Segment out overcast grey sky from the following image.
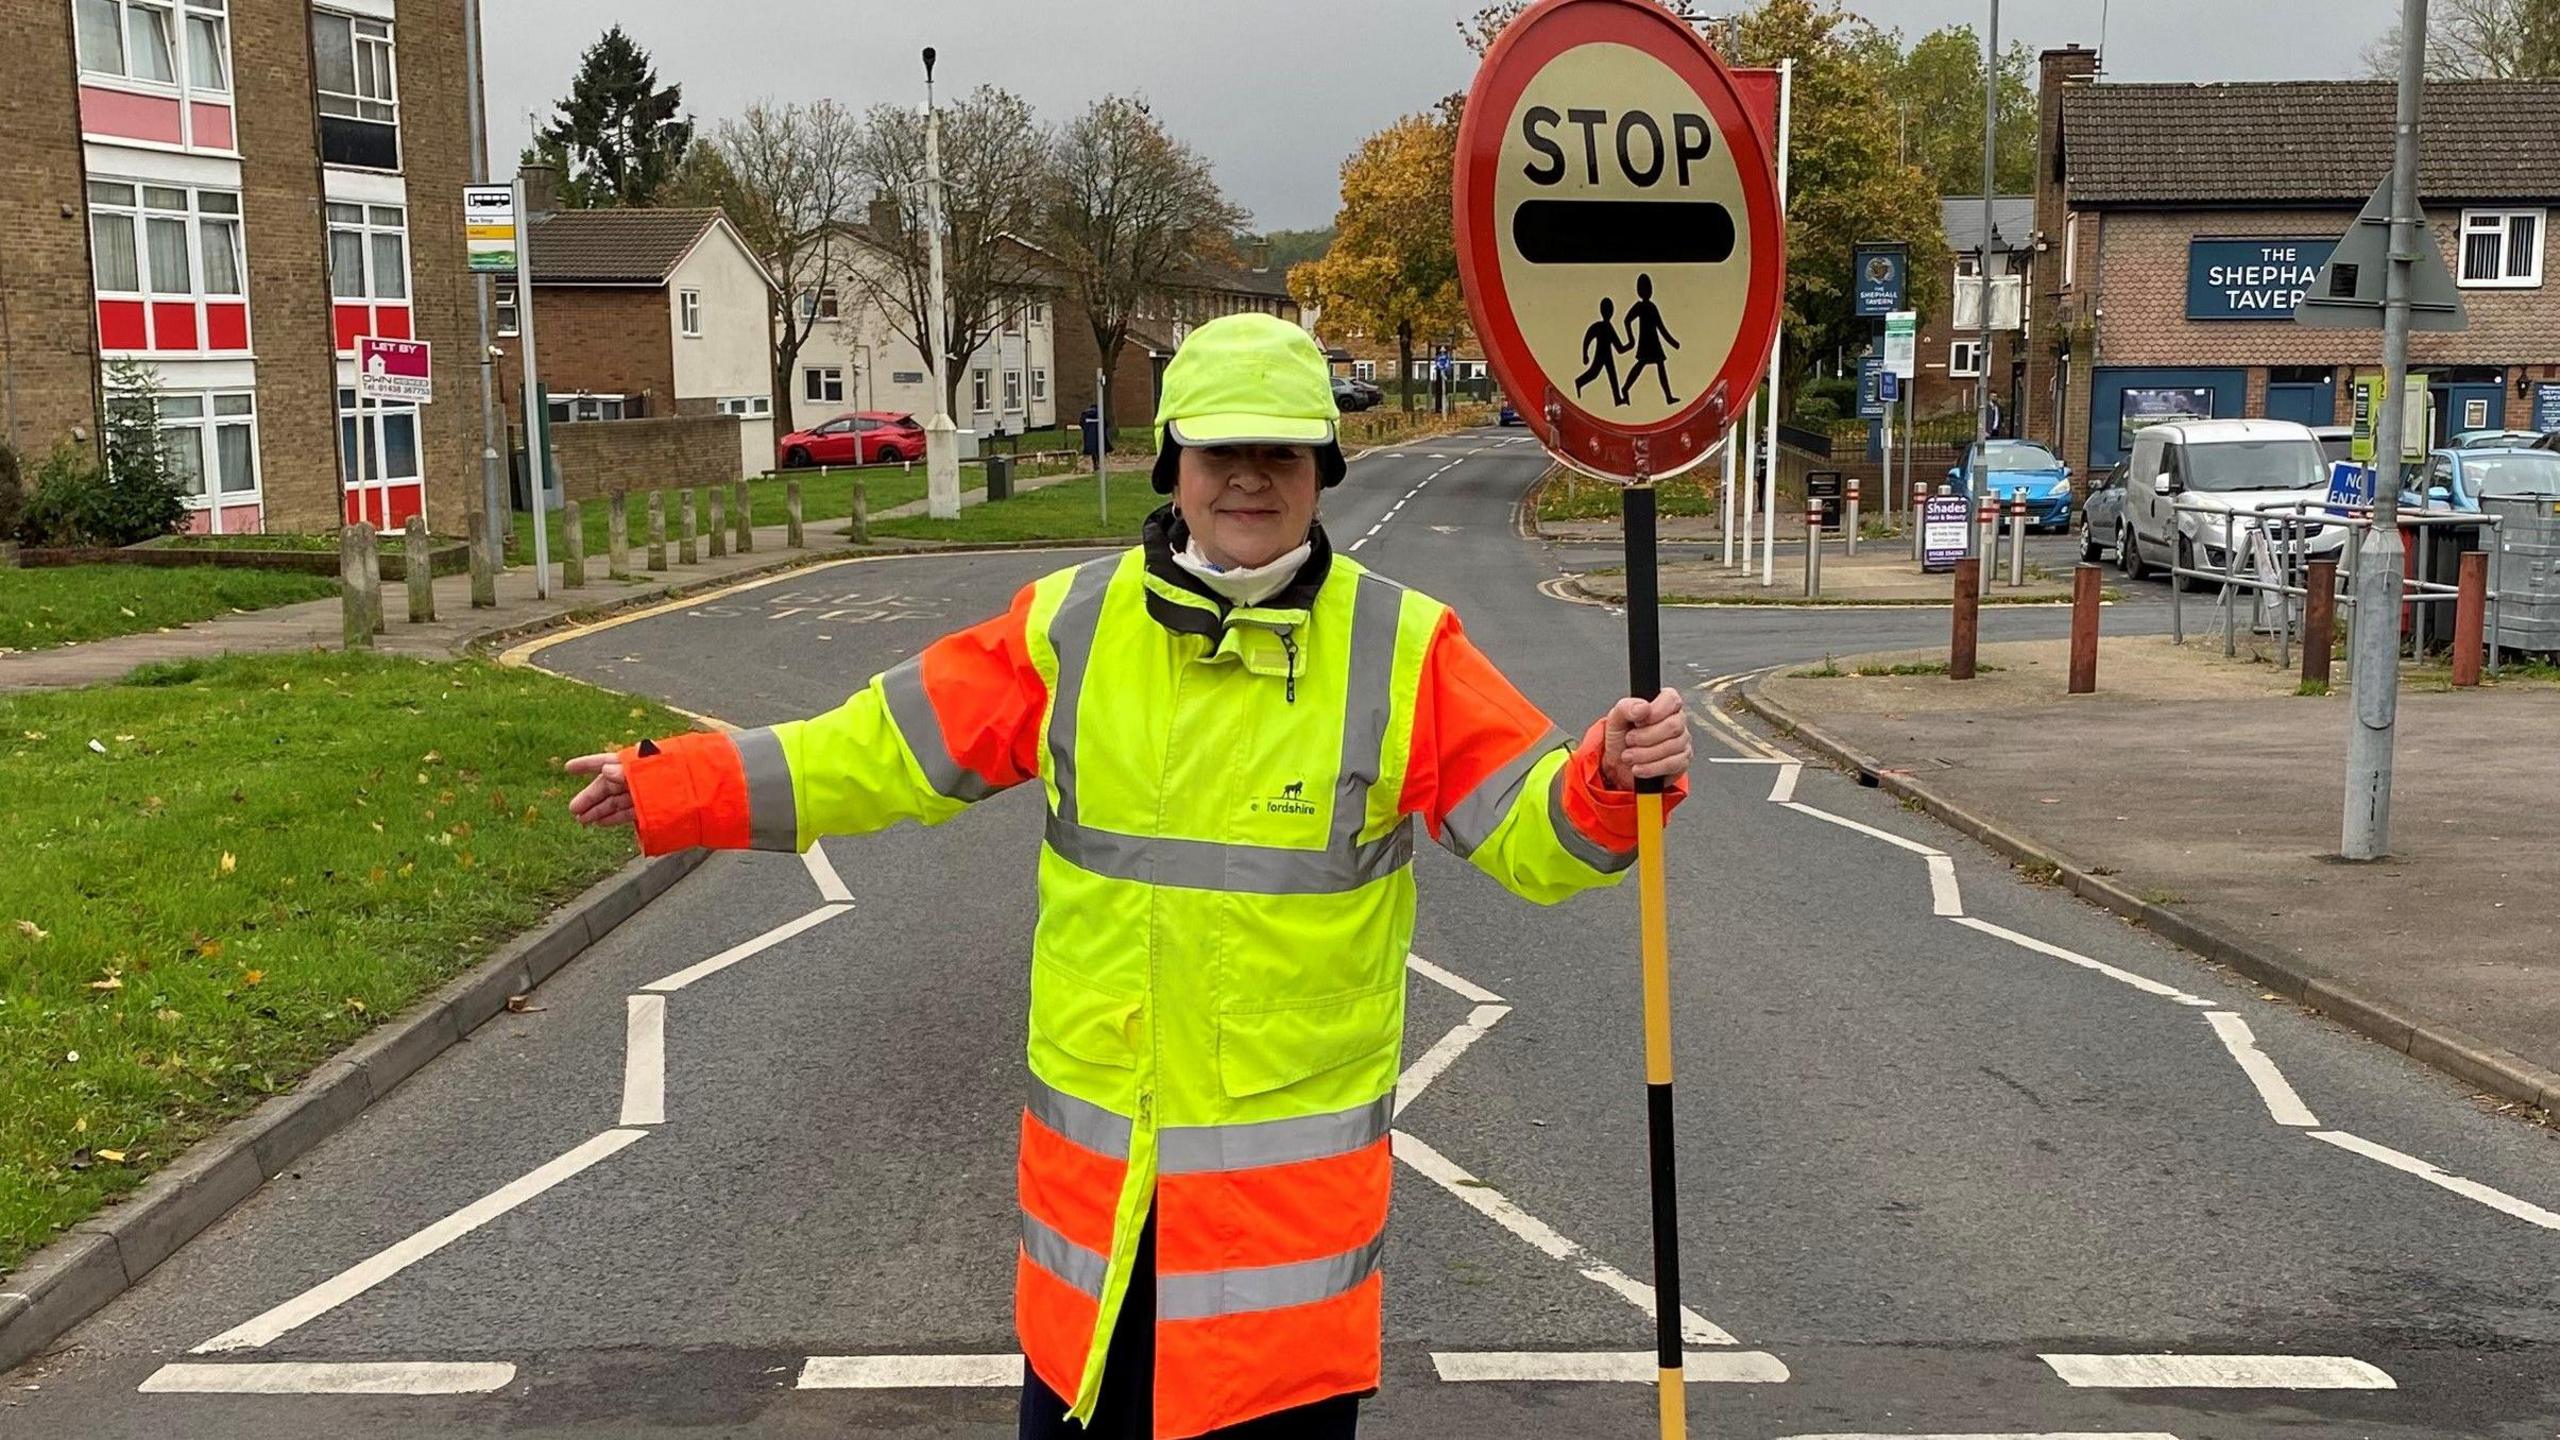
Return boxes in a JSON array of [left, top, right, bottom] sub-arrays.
[[481, 1, 2405, 231]]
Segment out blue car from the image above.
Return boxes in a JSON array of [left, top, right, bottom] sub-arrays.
[[1947, 440, 2075, 531], [2405, 446, 2560, 512]]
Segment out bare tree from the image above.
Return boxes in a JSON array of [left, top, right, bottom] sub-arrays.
[[691, 100, 865, 435], [845, 87, 1054, 422], [2366, 0, 2560, 78], [1044, 96, 1249, 427]]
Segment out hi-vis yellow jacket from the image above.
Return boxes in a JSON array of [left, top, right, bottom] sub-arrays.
[[620, 510, 1685, 1438]]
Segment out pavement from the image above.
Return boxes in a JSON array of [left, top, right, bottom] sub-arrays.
[[1572, 547, 2080, 606], [1753, 632, 2560, 1108], [9, 430, 2559, 1438]]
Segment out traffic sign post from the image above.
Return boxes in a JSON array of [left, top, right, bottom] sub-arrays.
[[1455, 1, 1784, 1430]]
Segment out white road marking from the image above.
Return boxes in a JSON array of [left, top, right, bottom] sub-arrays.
[[642, 903, 854, 993], [140, 1362, 517, 1395], [801, 840, 854, 903], [1780, 802, 1944, 857], [1349, 538, 1370, 551], [1702, 754, 1803, 802], [2203, 1012, 2319, 1127], [798, 1354, 1023, 1388], [1391, 1129, 1739, 1347], [1396, 1004, 1512, 1116], [1704, 756, 1787, 764], [2310, 1130, 2560, 1231], [1408, 952, 1505, 1004], [2040, 1353, 2395, 1390], [192, 1128, 647, 1352], [1927, 854, 1964, 917], [619, 994, 667, 1127], [1430, 1351, 1787, 1384], [1953, 917, 2211, 1007]]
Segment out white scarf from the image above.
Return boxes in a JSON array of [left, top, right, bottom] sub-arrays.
[[1172, 538, 1313, 608]]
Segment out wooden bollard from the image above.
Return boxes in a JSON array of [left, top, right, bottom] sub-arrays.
[[849, 476, 870, 545], [404, 516, 436, 623], [608, 491, 631, 580], [734, 480, 753, 553], [678, 487, 698, 565], [2303, 557, 2338, 691], [563, 499, 587, 588], [707, 485, 727, 558], [341, 524, 377, 649], [787, 478, 805, 548], [647, 490, 668, 571], [1951, 557, 1981, 680], [2452, 549, 2488, 688], [2068, 563, 2101, 694]]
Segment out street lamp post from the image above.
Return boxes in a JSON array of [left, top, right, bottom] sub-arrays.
[[921, 47, 961, 521], [1969, 0, 1999, 506]]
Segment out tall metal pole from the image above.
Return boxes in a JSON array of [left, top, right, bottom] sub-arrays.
[[1970, 0, 2000, 504], [515, 174, 550, 598], [1760, 58, 1792, 587], [1095, 368, 1109, 529], [462, 0, 505, 568], [2343, 0, 2426, 859], [921, 48, 961, 520]]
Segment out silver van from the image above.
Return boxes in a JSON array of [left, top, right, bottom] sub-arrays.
[[2119, 418, 2345, 585]]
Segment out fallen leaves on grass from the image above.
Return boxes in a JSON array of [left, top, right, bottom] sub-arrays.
[[218, 851, 236, 876]]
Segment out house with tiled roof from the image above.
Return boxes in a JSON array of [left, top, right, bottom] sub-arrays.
[[2025, 46, 2560, 477], [493, 169, 781, 480]]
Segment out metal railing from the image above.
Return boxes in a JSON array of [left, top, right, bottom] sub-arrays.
[[2162, 498, 2506, 674]]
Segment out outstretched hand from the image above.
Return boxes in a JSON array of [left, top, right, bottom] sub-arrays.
[[565, 752, 636, 830], [1600, 688, 1691, 791]]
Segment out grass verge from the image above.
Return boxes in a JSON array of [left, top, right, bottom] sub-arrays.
[[870, 470, 1155, 546], [1535, 466, 1717, 523], [1, 565, 339, 653], [1790, 659, 2002, 678], [509, 466, 941, 565], [0, 651, 688, 1275]]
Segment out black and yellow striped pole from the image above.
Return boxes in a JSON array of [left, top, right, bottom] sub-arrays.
[[1619, 476, 1687, 1437]]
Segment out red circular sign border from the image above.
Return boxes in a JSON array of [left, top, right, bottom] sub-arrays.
[[1454, 0, 1785, 484]]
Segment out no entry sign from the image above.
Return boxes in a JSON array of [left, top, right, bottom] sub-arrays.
[[1455, 0, 1784, 483]]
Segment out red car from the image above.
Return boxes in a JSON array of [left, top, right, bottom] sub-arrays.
[[776, 411, 924, 468]]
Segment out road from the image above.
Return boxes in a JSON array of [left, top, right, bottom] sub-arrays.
[[11, 429, 2557, 1439]]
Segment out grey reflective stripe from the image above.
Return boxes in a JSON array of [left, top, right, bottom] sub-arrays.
[[1027, 1077, 1132, 1160], [1330, 574, 1405, 852], [1549, 764, 1634, 874], [732, 727, 799, 852], [1044, 561, 1116, 828], [1158, 1094, 1390, 1175], [1046, 813, 1413, 896], [1157, 1235, 1384, 1322], [879, 656, 999, 803], [1021, 1210, 1107, 1299], [1438, 729, 1564, 860]]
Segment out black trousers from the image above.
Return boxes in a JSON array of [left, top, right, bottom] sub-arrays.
[[1019, 1213, 1361, 1439]]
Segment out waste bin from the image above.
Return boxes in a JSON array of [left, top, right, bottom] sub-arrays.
[[2485, 495, 2560, 658], [1807, 471, 1845, 532], [987, 453, 1013, 502], [1080, 405, 1104, 461]]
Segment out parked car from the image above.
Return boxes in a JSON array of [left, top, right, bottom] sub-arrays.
[[776, 411, 924, 469], [1330, 376, 1382, 412], [2119, 418, 2344, 587], [2077, 464, 2128, 562], [1498, 394, 1525, 426], [1945, 440, 2074, 530], [2406, 446, 2560, 512], [2310, 425, 2355, 467], [2452, 428, 2547, 450]]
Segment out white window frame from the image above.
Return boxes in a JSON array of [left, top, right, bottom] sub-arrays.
[[157, 389, 260, 523], [679, 288, 703, 337], [2063, 214, 2079, 288], [715, 395, 772, 418], [311, 10, 398, 126], [494, 280, 519, 337], [804, 367, 843, 404], [325, 201, 410, 305], [972, 368, 992, 413], [1949, 339, 1985, 378], [337, 384, 422, 491], [1002, 368, 1024, 413], [1029, 300, 1047, 326], [1352, 360, 1376, 381], [87, 178, 247, 352], [2458, 208, 2544, 289], [1029, 367, 1049, 404]]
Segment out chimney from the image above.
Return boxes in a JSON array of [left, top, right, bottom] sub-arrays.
[[2040, 43, 2100, 91], [519, 161, 562, 219], [868, 192, 901, 237], [1252, 239, 1272, 274]]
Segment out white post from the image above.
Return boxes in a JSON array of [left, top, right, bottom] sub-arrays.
[[516, 175, 550, 598], [1760, 58, 1793, 588], [463, 0, 505, 568], [1719, 427, 1737, 566], [921, 51, 961, 520], [1738, 390, 1759, 570]]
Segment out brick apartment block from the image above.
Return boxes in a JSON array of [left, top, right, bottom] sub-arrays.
[[0, 0, 489, 537]]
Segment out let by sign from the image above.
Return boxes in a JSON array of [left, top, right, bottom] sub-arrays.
[[2187, 238, 2338, 320]]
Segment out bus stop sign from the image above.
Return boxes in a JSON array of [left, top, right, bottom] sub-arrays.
[[1454, 0, 1784, 483]]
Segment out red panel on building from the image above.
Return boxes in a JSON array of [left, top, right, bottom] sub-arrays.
[[334, 303, 368, 352], [151, 302, 199, 351], [80, 85, 184, 145], [374, 305, 412, 340], [97, 299, 149, 351], [191, 101, 235, 152], [384, 483, 424, 528], [203, 302, 249, 351]]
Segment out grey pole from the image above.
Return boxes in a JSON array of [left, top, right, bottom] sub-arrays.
[[516, 174, 551, 598], [462, 0, 505, 573], [1095, 368, 1110, 530], [920, 49, 961, 520], [1969, 0, 2000, 507], [2342, 0, 2426, 861]]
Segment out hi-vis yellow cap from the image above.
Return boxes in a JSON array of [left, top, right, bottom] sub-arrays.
[[1153, 313, 1341, 452]]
